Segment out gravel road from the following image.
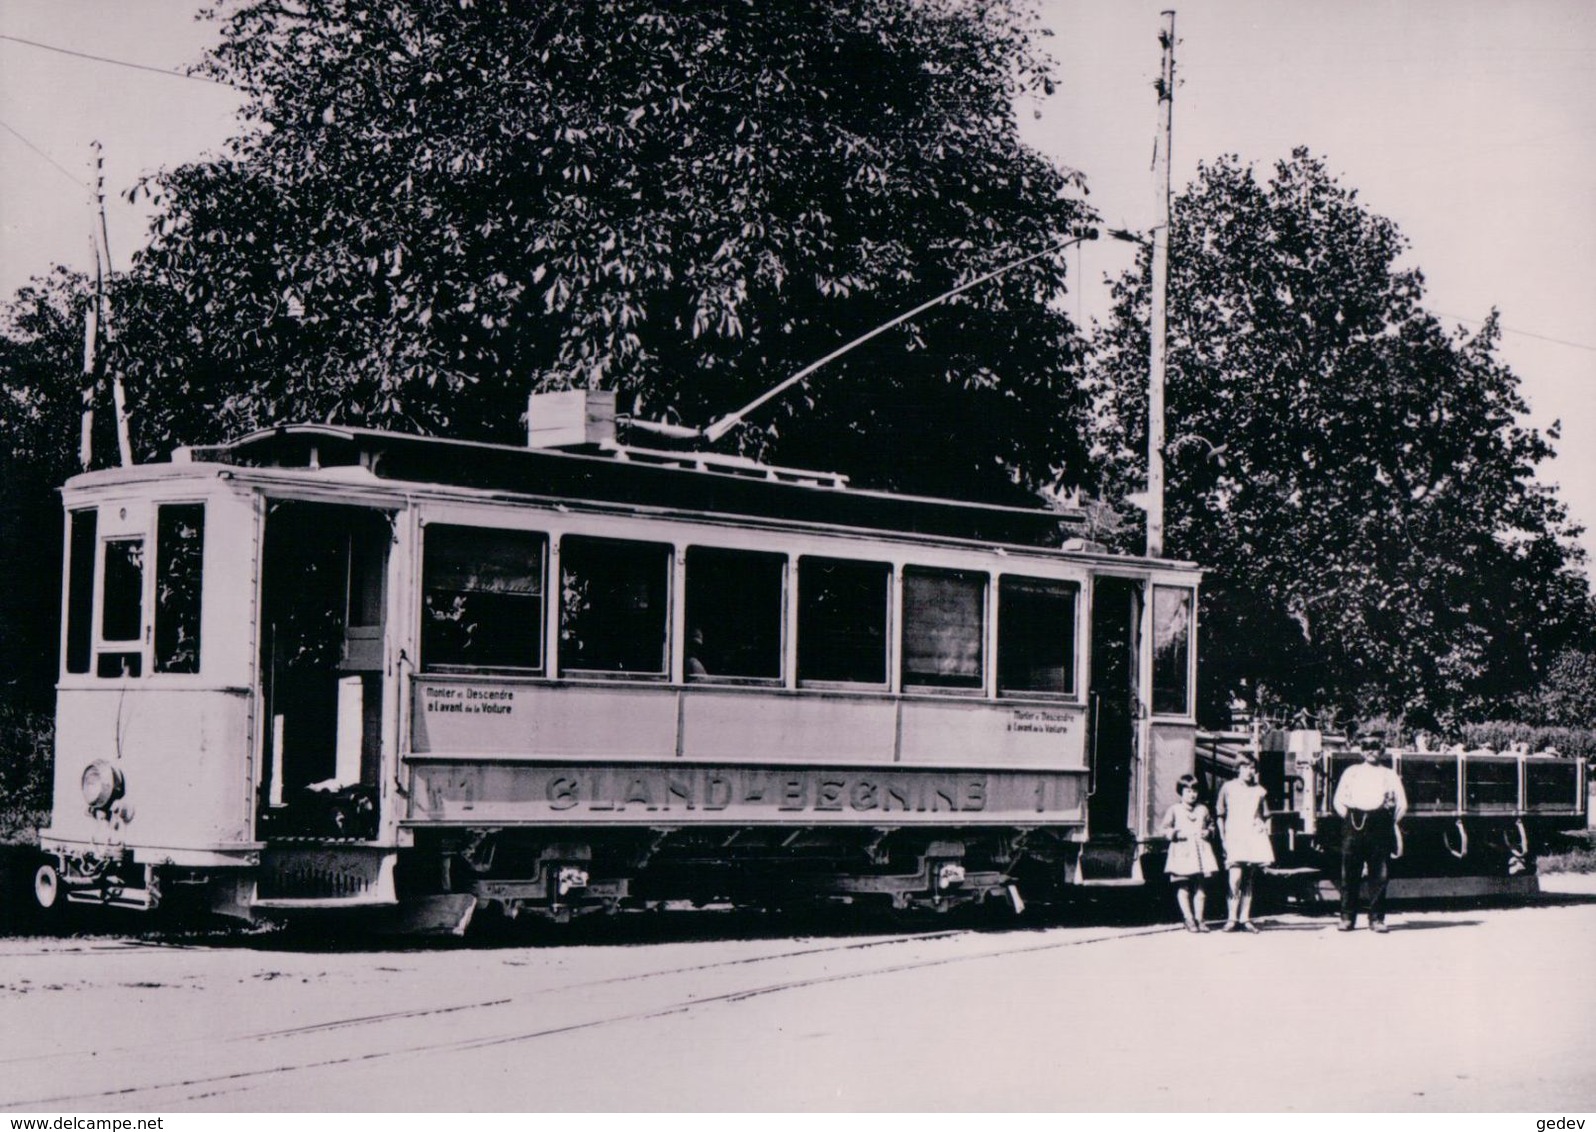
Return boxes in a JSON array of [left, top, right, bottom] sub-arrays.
[[1, 880, 1592, 1112]]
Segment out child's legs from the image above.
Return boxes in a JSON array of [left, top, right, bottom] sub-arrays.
[[1174, 880, 1195, 924], [1238, 865, 1256, 920], [1226, 865, 1243, 920], [1192, 877, 1207, 921]]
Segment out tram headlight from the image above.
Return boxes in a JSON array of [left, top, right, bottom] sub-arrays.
[[81, 760, 125, 814]]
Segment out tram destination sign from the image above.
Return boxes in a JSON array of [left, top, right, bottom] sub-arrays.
[[405, 762, 1087, 825]]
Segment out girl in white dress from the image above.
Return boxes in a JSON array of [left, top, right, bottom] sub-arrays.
[[1216, 753, 1274, 932], [1159, 774, 1219, 932]]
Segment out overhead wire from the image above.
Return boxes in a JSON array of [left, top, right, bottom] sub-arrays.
[[0, 33, 234, 87], [1433, 311, 1596, 355], [0, 115, 88, 189]]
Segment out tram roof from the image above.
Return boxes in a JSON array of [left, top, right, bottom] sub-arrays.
[[181, 423, 1100, 550]]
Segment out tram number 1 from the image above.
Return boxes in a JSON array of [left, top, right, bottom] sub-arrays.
[[1032, 778, 1073, 813]]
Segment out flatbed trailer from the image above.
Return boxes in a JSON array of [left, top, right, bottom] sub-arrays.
[[1196, 728, 1588, 901]]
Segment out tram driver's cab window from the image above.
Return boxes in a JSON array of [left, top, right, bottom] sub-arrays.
[[98, 537, 145, 678], [797, 557, 889, 685], [65, 503, 209, 680], [422, 525, 547, 672], [998, 575, 1078, 697], [1152, 585, 1195, 716], [559, 535, 671, 676], [901, 567, 985, 691], [684, 547, 785, 682]]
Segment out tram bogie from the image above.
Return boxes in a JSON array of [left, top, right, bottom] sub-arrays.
[[30, 408, 1205, 931]]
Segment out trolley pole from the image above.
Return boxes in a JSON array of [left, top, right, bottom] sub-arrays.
[[1147, 10, 1175, 558]]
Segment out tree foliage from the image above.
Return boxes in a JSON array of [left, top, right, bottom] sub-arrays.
[[1090, 150, 1592, 727], [1514, 646, 1596, 729], [115, 0, 1094, 500], [0, 270, 95, 710]]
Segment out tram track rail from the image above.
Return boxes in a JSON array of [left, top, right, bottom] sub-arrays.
[[0, 919, 1183, 1109], [0, 924, 969, 1065]]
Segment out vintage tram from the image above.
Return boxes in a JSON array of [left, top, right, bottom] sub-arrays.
[[32, 392, 1203, 931]]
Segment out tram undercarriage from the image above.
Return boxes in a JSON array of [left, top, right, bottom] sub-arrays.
[[401, 824, 1070, 923], [25, 824, 1078, 931]]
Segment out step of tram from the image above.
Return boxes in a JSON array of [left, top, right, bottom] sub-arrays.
[[1075, 841, 1141, 883]]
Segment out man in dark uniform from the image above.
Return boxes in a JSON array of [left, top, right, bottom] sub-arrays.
[[1331, 735, 1409, 932]]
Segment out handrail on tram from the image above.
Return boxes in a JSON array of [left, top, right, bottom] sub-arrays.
[[1086, 691, 1101, 799]]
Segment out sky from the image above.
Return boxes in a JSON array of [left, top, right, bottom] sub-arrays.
[[1, 0, 1594, 556]]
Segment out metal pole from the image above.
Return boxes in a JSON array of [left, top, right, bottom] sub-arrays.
[[1147, 10, 1175, 558]]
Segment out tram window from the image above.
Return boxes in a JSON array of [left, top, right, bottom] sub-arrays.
[[901, 567, 985, 690], [684, 547, 785, 681], [154, 504, 205, 674], [98, 537, 144, 678], [797, 557, 889, 685], [96, 652, 141, 678], [1152, 585, 1194, 715], [101, 538, 144, 643], [997, 576, 1078, 696], [559, 536, 671, 675], [64, 509, 97, 675], [346, 526, 384, 629], [422, 525, 547, 672]]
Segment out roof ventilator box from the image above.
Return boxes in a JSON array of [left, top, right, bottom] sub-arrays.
[[527, 389, 616, 449]]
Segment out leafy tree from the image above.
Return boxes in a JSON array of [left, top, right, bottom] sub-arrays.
[[0, 269, 97, 710], [1090, 149, 1592, 727], [1515, 645, 1596, 729], [0, 700, 53, 844], [116, 0, 1095, 502]]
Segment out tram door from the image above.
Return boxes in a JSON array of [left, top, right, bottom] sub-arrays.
[[1088, 577, 1142, 838], [257, 502, 391, 840]]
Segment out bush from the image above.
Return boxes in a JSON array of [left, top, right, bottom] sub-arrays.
[[1538, 831, 1596, 874], [1458, 722, 1596, 760], [0, 704, 52, 845]]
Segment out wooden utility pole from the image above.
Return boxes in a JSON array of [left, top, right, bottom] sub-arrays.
[[79, 226, 98, 470], [95, 145, 134, 468], [80, 141, 134, 469], [1147, 10, 1175, 558]]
